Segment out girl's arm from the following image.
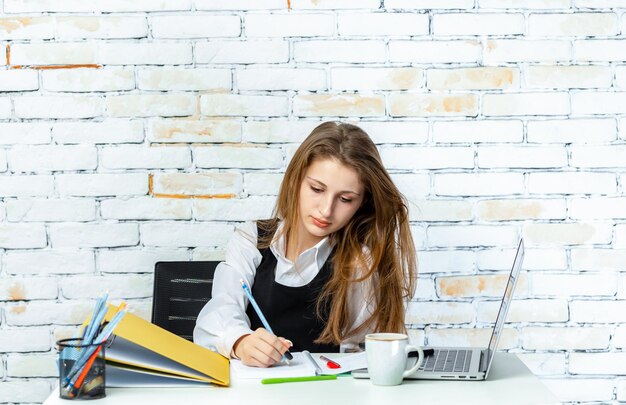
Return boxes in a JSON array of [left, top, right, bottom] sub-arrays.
[[193, 222, 261, 357]]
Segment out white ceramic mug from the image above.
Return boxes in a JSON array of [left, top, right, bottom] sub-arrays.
[[365, 333, 424, 386]]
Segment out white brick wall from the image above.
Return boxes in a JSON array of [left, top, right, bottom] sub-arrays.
[[525, 65, 612, 89], [60, 275, 153, 299], [140, 222, 233, 248], [3, 0, 192, 13], [14, 95, 103, 119], [195, 40, 289, 64], [574, 39, 626, 62], [6, 251, 95, 275], [151, 15, 241, 38], [42, 68, 135, 92], [56, 16, 148, 40], [0, 16, 54, 39], [1, 3, 625, 404], [294, 40, 386, 63], [6, 199, 96, 222], [149, 118, 241, 143], [382, 146, 474, 170], [52, 120, 144, 144], [201, 94, 288, 117], [0, 327, 51, 352], [528, 13, 618, 37], [8, 145, 97, 172], [0, 97, 11, 118], [390, 40, 481, 63], [0, 70, 38, 91], [0, 175, 54, 197], [56, 173, 148, 196], [332, 67, 422, 91], [97, 249, 189, 274], [0, 122, 51, 145], [239, 67, 326, 91], [338, 12, 429, 36], [49, 223, 139, 248], [138, 68, 231, 91], [526, 118, 616, 143], [101, 197, 192, 220], [528, 172, 617, 195], [245, 13, 334, 37], [193, 145, 283, 169], [484, 39, 571, 64], [106, 94, 196, 118], [433, 13, 525, 36], [433, 120, 522, 143], [434, 173, 524, 196]]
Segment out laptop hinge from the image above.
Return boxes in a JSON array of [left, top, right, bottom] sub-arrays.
[[479, 350, 487, 372]]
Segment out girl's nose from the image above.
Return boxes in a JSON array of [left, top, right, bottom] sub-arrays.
[[319, 196, 334, 217]]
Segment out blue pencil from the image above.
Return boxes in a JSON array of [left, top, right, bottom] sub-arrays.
[[83, 293, 109, 345], [240, 279, 293, 363], [64, 306, 127, 387]]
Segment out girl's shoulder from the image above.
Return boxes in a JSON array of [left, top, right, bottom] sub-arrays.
[[233, 221, 259, 246], [233, 219, 280, 248]]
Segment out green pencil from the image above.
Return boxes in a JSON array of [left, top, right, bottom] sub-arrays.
[[261, 375, 337, 384]]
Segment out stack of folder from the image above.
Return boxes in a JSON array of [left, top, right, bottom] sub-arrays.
[[98, 304, 230, 387]]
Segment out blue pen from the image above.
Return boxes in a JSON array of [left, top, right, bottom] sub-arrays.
[[240, 279, 293, 363]]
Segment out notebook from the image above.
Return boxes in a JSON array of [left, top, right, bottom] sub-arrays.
[[353, 238, 525, 381]]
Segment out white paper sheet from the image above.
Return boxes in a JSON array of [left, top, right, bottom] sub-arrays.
[[230, 352, 367, 380]]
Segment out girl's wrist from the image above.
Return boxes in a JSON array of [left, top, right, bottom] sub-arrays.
[[232, 334, 250, 359]]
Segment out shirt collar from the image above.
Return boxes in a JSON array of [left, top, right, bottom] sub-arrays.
[[269, 222, 333, 269]]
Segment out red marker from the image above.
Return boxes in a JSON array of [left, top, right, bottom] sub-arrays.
[[320, 355, 341, 369]]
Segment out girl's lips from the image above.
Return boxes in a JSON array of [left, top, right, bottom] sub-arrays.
[[312, 217, 330, 228]]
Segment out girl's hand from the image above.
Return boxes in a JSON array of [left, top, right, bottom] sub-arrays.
[[232, 328, 292, 367]]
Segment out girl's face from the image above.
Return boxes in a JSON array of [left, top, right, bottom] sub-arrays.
[[296, 158, 365, 247]]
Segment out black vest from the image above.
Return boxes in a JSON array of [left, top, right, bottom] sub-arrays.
[[245, 223, 340, 353]]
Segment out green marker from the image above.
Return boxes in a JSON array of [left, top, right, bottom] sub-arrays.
[[261, 375, 337, 384]]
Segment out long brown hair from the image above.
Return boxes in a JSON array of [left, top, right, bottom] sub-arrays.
[[260, 122, 417, 344]]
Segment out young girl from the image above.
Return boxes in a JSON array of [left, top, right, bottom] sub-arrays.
[[194, 122, 416, 367]]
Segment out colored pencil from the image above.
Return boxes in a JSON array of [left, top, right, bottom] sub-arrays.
[[261, 375, 337, 384]]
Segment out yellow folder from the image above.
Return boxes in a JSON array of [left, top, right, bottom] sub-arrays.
[[101, 304, 229, 387]]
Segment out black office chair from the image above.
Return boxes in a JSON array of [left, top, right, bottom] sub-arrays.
[[151, 261, 219, 341]]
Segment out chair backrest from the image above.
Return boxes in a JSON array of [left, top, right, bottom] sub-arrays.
[[151, 261, 219, 341]]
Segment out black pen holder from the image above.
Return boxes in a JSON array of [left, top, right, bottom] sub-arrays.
[[57, 338, 106, 400]]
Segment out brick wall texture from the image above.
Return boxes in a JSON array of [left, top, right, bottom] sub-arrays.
[[1, 0, 626, 403]]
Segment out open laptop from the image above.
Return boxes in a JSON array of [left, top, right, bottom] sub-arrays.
[[353, 238, 525, 381]]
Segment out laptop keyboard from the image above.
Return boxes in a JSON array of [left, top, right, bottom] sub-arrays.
[[420, 349, 472, 373]]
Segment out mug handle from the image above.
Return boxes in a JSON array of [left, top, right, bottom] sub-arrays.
[[403, 345, 424, 378]]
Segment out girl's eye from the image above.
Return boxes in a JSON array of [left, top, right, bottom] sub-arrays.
[[311, 186, 323, 193], [340, 197, 353, 203]]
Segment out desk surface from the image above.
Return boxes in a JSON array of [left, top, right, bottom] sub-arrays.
[[44, 353, 558, 405]]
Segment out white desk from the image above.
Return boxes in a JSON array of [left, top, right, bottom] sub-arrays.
[[44, 353, 558, 405]]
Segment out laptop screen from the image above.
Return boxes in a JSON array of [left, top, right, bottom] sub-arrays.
[[483, 239, 525, 378]]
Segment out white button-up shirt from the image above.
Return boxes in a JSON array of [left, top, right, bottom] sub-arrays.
[[193, 222, 376, 358]]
